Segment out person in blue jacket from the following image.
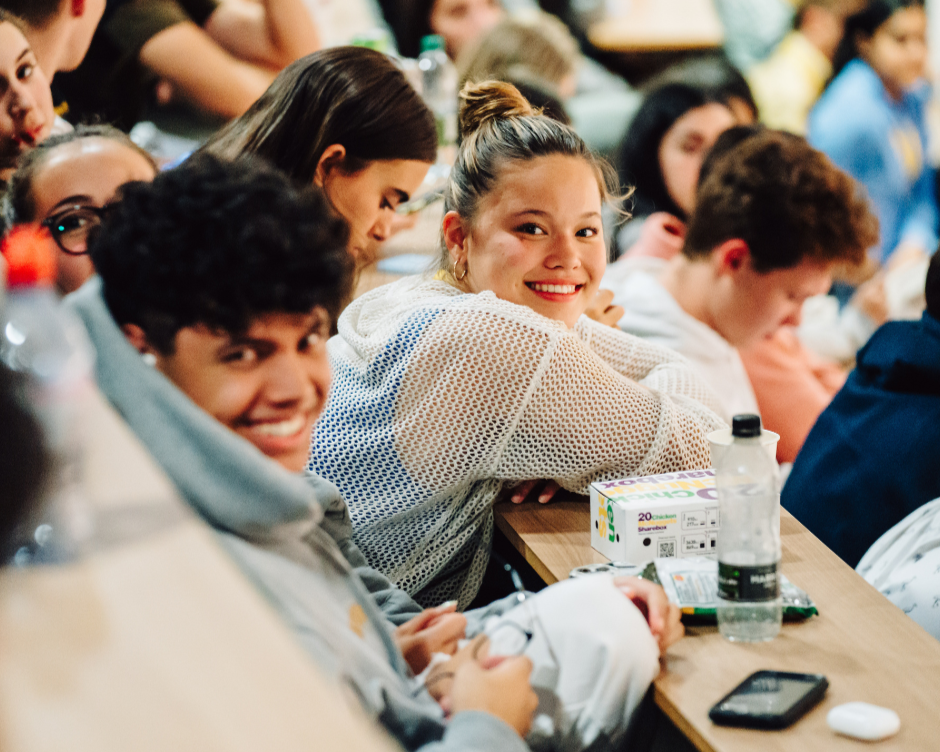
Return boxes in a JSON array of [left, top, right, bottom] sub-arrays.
[[783, 249, 940, 568], [808, 0, 936, 268]]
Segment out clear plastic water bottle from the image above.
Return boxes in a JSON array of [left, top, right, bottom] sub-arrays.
[[418, 34, 458, 146], [0, 226, 95, 565], [715, 414, 782, 642]]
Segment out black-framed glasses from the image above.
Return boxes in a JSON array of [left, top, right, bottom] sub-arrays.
[[41, 204, 110, 255]]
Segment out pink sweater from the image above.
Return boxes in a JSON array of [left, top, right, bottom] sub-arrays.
[[622, 213, 846, 462]]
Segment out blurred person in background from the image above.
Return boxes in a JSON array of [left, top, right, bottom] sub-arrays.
[[392, 0, 502, 60], [0, 0, 104, 80], [644, 55, 759, 125], [3, 125, 157, 294], [53, 0, 321, 130], [809, 0, 934, 271], [637, 60, 889, 370], [615, 83, 737, 257], [0, 11, 55, 183], [387, 0, 638, 158], [748, 0, 865, 135], [458, 11, 579, 112], [713, 0, 795, 69]]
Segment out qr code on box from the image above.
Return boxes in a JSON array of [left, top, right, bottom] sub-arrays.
[[658, 539, 677, 558]]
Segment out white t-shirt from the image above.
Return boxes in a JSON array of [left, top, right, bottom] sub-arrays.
[[604, 256, 760, 424]]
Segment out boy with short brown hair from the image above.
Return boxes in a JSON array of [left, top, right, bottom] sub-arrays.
[[607, 128, 878, 424]]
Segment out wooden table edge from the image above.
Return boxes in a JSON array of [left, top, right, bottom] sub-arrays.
[[586, 34, 725, 53], [493, 508, 561, 585]]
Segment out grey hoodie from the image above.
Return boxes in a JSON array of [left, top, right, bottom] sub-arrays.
[[67, 278, 528, 752]]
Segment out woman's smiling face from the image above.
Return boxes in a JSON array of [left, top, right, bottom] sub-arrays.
[[446, 154, 607, 328]]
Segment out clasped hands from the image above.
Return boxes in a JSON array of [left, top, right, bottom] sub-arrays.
[[392, 576, 683, 737]]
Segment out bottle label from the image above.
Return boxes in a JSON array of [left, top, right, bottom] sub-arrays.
[[717, 562, 780, 602]]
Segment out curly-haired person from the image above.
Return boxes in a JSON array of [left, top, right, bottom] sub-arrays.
[[605, 128, 879, 441], [67, 154, 683, 752]]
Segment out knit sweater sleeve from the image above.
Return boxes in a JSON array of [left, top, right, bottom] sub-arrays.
[[395, 298, 724, 494], [574, 314, 724, 415]]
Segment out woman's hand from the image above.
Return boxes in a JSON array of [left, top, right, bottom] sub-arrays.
[[584, 289, 624, 329], [510, 479, 562, 504], [444, 653, 539, 738], [394, 602, 467, 674], [613, 576, 684, 653]]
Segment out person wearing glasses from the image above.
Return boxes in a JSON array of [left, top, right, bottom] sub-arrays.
[[2, 123, 156, 294]]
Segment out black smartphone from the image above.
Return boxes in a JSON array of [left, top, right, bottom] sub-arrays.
[[709, 670, 829, 729]]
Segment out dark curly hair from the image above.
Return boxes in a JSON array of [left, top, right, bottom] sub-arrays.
[[90, 155, 354, 354], [683, 129, 879, 272]]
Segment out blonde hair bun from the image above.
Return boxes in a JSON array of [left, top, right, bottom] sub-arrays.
[[458, 81, 536, 140]]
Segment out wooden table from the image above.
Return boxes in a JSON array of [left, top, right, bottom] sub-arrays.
[[0, 391, 399, 752], [587, 0, 724, 53], [495, 499, 940, 751]]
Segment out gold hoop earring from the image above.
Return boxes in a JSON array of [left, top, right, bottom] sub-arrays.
[[452, 259, 468, 281]]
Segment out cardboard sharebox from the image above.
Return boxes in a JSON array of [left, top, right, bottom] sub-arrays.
[[591, 469, 719, 563]]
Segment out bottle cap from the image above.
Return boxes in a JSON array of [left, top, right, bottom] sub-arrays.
[[0, 225, 56, 288], [731, 413, 761, 438], [420, 34, 445, 53]]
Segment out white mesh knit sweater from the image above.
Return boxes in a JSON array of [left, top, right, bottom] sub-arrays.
[[310, 276, 726, 607]]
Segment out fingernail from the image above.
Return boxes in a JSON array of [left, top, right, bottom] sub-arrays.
[[512, 495, 522, 503], [539, 495, 549, 503], [440, 600, 458, 610]]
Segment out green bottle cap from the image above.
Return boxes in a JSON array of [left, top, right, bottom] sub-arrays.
[[420, 34, 445, 53]]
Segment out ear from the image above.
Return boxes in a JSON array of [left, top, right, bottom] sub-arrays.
[[441, 211, 469, 264], [313, 144, 347, 187], [121, 323, 156, 356], [71, 0, 85, 17], [713, 239, 751, 275]]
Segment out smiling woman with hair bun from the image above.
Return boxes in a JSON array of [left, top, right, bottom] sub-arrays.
[[310, 80, 725, 611]]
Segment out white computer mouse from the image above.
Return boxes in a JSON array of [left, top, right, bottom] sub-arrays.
[[827, 702, 900, 741]]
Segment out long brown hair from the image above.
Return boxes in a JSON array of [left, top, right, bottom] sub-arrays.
[[201, 47, 437, 183]]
